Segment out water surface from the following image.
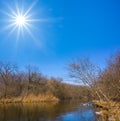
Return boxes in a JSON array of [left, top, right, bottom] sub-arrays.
[[0, 101, 97, 121]]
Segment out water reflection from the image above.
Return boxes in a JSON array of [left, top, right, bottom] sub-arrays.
[[0, 101, 97, 121]]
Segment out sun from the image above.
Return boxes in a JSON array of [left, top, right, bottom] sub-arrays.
[[1, 0, 53, 47], [1, 0, 42, 41], [15, 15, 26, 26]]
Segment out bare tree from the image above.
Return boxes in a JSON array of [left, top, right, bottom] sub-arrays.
[[25, 65, 47, 95], [68, 57, 97, 85], [99, 52, 120, 101], [67, 57, 109, 101], [0, 62, 17, 98]]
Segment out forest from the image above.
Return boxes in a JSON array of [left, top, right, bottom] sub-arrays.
[[0, 51, 120, 103]]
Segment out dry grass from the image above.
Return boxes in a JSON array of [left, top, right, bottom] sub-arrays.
[[22, 94, 59, 103], [93, 100, 120, 121], [0, 94, 59, 104]]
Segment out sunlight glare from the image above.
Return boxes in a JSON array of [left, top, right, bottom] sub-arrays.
[[15, 15, 26, 26], [1, 0, 51, 47], [2, 1, 39, 37]]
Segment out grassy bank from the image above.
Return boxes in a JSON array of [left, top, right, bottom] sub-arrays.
[[0, 94, 59, 103], [93, 100, 120, 121]]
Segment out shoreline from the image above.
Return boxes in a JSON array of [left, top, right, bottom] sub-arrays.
[[93, 100, 120, 121], [0, 94, 59, 104]]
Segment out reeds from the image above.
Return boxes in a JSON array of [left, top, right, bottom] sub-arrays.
[[0, 94, 59, 104], [93, 100, 120, 121]]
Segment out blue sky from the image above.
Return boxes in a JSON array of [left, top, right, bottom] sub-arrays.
[[0, 0, 120, 81]]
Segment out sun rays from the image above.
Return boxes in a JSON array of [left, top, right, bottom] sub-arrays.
[[1, 0, 46, 46]]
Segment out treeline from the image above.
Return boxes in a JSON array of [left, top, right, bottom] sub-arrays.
[[68, 51, 120, 102], [0, 51, 119, 102], [0, 63, 91, 102], [97, 52, 120, 101]]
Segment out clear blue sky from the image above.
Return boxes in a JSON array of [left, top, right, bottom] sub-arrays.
[[0, 0, 120, 81]]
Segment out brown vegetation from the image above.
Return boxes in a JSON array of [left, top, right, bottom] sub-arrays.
[[0, 62, 92, 103], [67, 52, 120, 120], [67, 52, 120, 102], [0, 51, 119, 121], [0, 94, 59, 103], [93, 100, 120, 121]]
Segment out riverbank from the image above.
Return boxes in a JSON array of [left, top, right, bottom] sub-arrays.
[[0, 94, 59, 103], [93, 100, 120, 121]]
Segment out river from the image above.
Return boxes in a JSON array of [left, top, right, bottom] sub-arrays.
[[0, 101, 98, 121]]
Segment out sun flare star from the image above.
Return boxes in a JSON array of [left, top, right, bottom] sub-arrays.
[[1, 0, 45, 45], [4, 4, 33, 35]]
